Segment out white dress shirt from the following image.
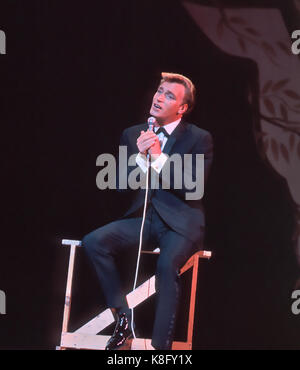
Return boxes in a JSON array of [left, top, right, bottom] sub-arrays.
[[136, 118, 181, 174]]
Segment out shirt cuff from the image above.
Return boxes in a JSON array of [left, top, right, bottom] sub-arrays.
[[136, 152, 148, 173], [151, 153, 168, 174]]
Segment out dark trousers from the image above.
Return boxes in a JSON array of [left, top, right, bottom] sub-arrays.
[[82, 206, 202, 349]]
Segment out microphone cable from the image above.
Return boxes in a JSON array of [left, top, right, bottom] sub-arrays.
[[130, 117, 156, 340]]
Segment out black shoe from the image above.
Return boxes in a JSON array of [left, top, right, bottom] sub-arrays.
[[105, 312, 133, 350]]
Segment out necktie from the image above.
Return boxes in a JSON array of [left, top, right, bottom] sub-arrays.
[[155, 126, 170, 149], [155, 127, 170, 138]]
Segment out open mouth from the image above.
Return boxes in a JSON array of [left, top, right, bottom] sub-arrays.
[[153, 103, 162, 110]]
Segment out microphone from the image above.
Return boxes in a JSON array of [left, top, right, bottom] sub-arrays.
[[146, 117, 156, 160], [147, 116, 156, 132]]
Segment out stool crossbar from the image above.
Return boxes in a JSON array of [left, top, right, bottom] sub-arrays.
[[57, 239, 212, 350]]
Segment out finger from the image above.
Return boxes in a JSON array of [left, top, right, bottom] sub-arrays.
[[142, 132, 156, 141], [137, 132, 156, 144], [144, 137, 157, 145], [140, 140, 156, 150], [137, 130, 151, 141], [139, 139, 156, 151]]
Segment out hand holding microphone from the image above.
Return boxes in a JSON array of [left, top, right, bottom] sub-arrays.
[[136, 117, 162, 159]]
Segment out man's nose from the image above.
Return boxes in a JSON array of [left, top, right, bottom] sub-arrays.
[[157, 93, 165, 102]]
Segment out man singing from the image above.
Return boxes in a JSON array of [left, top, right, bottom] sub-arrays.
[[82, 72, 213, 350]]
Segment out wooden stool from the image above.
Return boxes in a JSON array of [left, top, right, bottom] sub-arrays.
[[56, 239, 212, 350]]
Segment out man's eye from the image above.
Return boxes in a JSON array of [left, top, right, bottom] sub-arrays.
[[167, 93, 175, 99]]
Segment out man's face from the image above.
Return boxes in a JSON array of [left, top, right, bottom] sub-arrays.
[[150, 81, 187, 125]]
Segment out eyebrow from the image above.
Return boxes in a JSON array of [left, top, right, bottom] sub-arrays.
[[158, 86, 176, 99]]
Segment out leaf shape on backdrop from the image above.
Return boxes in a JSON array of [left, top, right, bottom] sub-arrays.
[[262, 80, 273, 94], [280, 143, 290, 163], [284, 90, 300, 100], [244, 27, 261, 37], [271, 78, 290, 92], [280, 104, 288, 121], [289, 134, 295, 151], [264, 97, 275, 115], [229, 16, 246, 24]]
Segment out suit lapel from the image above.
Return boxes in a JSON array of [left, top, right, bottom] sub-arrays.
[[163, 121, 188, 155]]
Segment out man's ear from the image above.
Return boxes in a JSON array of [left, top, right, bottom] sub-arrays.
[[178, 103, 188, 115]]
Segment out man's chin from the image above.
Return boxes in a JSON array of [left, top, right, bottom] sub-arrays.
[[149, 109, 158, 117], [149, 111, 163, 123]]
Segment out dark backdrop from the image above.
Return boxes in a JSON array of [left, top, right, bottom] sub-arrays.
[[0, 0, 299, 349]]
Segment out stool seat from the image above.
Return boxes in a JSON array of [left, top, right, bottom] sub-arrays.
[[57, 239, 212, 350]]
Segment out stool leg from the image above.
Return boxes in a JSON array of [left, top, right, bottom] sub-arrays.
[[61, 244, 77, 341], [186, 254, 199, 347]]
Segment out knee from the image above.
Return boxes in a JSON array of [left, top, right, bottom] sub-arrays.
[[81, 226, 113, 257], [81, 231, 99, 256], [156, 255, 181, 279]]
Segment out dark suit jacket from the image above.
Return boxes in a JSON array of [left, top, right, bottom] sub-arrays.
[[117, 121, 213, 243]]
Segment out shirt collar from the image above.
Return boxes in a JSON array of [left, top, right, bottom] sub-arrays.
[[154, 118, 181, 135]]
